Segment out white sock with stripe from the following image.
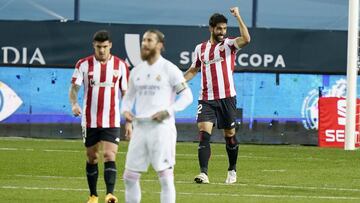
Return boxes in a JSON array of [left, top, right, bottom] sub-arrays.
[[158, 168, 175, 203], [123, 169, 141, 203]]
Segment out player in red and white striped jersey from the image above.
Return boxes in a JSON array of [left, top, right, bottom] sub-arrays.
[[69, 30, 131, 203], [184, 7, 251, 184]]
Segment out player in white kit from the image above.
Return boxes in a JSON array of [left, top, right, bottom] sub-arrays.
[[121, 29, 193, 203]]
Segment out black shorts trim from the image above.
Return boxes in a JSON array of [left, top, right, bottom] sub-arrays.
[[82, 127, 120, 147], [196, 97, 237, 129]]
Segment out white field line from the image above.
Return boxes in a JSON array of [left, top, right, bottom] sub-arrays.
[[0, 137, 78, 142], [262, 169, 286, 172], [0, 185, 359, 200], [0, 137, 317, 149], [0, 147, 355, 162], [10, 174, 360, 193], [0, 147, 292, 159]]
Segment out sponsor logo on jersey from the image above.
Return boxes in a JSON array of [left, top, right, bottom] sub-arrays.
[[203, 57, 224, 65]]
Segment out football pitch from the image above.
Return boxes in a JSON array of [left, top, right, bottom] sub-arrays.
[[0, 137, 360, 203]]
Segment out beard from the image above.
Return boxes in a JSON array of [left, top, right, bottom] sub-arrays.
[[141, 47, 157, 61], [213, 33, 225, 43]]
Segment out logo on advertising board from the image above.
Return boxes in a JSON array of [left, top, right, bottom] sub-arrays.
[[123, 33, 287, 69], [301, 79, 347, 130], [124, 34, 142, 67], [1, 47, 45, 65], [179, 51, 286, 68], [318, 97, 360, 147], [0, 81, 23, 122]]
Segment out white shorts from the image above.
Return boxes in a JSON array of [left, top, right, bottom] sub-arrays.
[[125, 120, 177, 172]]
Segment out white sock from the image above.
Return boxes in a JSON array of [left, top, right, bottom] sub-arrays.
[[158, 168, 176, 203], [123, 169, 141, 203]]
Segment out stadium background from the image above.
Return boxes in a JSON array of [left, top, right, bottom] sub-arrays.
[[0, 0, 353, 145]]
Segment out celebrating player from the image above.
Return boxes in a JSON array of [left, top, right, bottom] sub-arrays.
[[184, 7, 251, 184], [121, 29, 193, 203], [69, 30, 131, 203]]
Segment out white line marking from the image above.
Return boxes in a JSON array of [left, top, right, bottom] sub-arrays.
[[262, 169, 286, 172], [11, 174, 360, 192], [256, 184, 360, 192], [14, 174, 84, 180], [242, 194, 360, 200], [0, 137, 78, 143], [43, 149, 81, 153], [1, 185, 359, 200], [0, 147, 17, 151], [0, 147, 355, 162]]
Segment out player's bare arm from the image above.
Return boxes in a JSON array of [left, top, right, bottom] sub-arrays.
[[121, 90, 126, 97], [69, 84, 82, 116], [230, 7, 251, 48], [124, 121, 133, 140], [184, 66, 201, 82], [120, 90, 133, 139], [122, 111, 134, 139]]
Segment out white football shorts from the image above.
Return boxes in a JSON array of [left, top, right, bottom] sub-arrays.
[[125, 120, 177, 172]]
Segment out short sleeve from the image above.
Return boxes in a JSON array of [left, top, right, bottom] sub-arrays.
[[71, 59, 85, 86], [119, 62, 130, 91], [168, 63, 186, 87], [190, 44, 202, 68], [225, 37, 241, 53]]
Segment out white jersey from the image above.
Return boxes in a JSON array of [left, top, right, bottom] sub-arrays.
[[122, 55, 192, 172], [71, 55, 129, 128], [121, 56, 185, 125]]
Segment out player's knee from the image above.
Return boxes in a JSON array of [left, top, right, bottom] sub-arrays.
[[158, 168, 174, 178], [225, 136, 239, 150], [86, 152, 99, 164], [123, 169, 141, 182], [103, 150, 117, 162], [158, 168, 174, 189], [224, 128, 236, 137], [199, 131, 211, 147]]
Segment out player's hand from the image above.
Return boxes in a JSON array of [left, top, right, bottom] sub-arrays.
[[124, 122, 133, 140], [151, 110, 170, 122], [230, 7, 240, 17], [71, 103, 82, 117], [123, 111, 134, 123]]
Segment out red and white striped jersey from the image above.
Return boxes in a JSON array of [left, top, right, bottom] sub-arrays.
[[71, 55, 129, 128], [191, 37, 240, 101]]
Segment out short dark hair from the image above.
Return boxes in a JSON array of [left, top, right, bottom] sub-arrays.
[[93, 30, 111, 42], [209, 13, 228, 27], [145, 29, 165, 43]]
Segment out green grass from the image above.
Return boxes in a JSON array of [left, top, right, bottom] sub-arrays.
[[1, 137, 360, 202]]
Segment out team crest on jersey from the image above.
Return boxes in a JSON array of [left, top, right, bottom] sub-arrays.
[[156, 75, 161, 81], [113, 70, 119, 77], [90, 79, 95, 87], [219, 45, 225, 52]]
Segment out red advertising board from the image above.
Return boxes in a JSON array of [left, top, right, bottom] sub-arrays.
[[318, 97, 360, 148]]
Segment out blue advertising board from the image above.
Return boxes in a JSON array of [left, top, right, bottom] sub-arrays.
[[0, 66, 352, 132]]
